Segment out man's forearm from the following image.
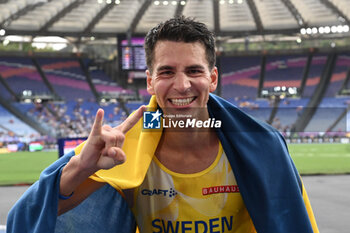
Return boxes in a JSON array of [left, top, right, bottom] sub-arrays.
[[59, 154, 97, 197], [58, 155, 104, 216]]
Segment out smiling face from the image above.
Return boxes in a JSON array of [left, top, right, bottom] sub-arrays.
[[146, 40, 218, 118]]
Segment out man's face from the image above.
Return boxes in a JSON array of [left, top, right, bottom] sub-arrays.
[[146, 40, 218, 117]]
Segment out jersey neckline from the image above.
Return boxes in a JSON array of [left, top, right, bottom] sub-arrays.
[[152, 142, 223, 178]]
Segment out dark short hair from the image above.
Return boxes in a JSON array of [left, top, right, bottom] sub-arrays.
[[144, 16, 216, 73]]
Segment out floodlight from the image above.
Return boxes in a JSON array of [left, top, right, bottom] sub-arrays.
[[331, 26, 337, 33], [0, 29, 5, 36], [318, 27, 324, 34], [288, 87, 296, 95], [337, 25, 343, 33], [262, 90, 268, 95], [324, 26, 330, 34]]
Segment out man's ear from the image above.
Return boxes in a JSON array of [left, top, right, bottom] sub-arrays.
[[146, 70, 155, 95], [209, 67, 218, 93]]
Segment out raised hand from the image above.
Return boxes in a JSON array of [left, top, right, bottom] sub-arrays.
[[58, 105, 145, 199], [78, 105, 146, 172]]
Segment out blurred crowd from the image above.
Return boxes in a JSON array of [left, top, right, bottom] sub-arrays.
[[0, 97, 349, 152], [29, 99, 130, 138], [0, 99, 133, 152]]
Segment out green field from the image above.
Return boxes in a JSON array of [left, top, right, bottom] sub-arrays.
[[0, 151, 57, 185], [288, 143, 350, 174], [0, 143, 350, 185]]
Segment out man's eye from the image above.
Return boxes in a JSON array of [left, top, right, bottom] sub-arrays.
[[160, 71, 173, 75], [158, 71, 174, 78], [188, 69, 202, 75]]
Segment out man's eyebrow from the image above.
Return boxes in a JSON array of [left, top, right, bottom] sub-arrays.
[[156, 64, 206, 72], [186, 65, 206, 70], [156, 65, 174, 72]]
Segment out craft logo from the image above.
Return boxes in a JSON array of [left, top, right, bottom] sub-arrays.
[[202, 185, 239, 195], [141, 188, 178, 197], [143, 110, 162, 129]]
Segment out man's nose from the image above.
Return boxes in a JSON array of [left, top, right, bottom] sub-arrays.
[[173, 73, 191, 93]]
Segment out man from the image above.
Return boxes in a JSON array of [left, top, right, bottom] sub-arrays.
[[8, 16, 318, 233]]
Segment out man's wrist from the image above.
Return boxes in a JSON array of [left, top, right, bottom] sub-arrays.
[[73, 154, 99, 177], [58, 191, 74, 200], [59, 155, 97, 197]]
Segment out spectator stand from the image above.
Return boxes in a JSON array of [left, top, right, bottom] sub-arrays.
[[220, 55, 262, 100], [35, 57, 95, 101], [324, 53, 350, 97], [304, 97, 349, 134], [0, 56, 51, 99], [302, 54, 328, 97], [262, 54, 307, 96], [0, 104, 40, 150]]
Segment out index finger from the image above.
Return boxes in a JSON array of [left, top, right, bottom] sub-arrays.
[[90, 108, 104, 136], [118, 105, 146, 134]]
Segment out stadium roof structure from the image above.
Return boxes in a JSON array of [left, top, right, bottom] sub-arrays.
[[0, 0, 349, 40]]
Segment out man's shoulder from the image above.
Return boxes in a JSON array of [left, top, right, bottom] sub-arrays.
[[208, 94, 280, 134]]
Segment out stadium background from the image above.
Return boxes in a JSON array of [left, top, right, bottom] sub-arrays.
[[0, 0, 350, 232]]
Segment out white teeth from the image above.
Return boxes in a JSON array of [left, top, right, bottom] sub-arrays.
[[171, 97, 195, 106]]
